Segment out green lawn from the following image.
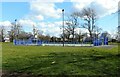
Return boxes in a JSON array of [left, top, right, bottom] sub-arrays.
[[2, 42, 120, 76]]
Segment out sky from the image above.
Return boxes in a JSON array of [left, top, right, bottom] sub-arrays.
[[0, 0, 119, 37]]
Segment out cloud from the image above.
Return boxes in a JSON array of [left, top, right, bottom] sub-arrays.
[[22, 0, 64, 22], [0, 20, 37, 32], [29, 1, 62, 20], [0, 21, 12, 27], [35, 15, 44, 21], [30, 0, 65, 2], [1, 0, 65, 2], [18, 19, 36, 27], [0, 21, 12, 32], [75, 28, 89, 34], [72, 0, 94, 10], [17, 19, 62, 36], [18, 19, 37, 32], [23, 14, 44, 22], [37, 21, 62, 36], [72, 0, 119, 17]]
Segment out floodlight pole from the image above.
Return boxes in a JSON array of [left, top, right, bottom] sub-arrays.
[[15, 19, 18, 39], [62, 9, 65, 47]]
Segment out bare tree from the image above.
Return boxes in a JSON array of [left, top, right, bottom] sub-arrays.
[[0, 26, 5, 42], [101, 31, 109, 38], [60, 28, 72, 42], [65, 12, 80, 42], [74, 30, 86, 43], [13, 19, 22, 39], [9, 19, 22, 42], [80, 7, 98, 41], [93, 26, 102, 38], [17, 31, 33, 40], [116, 26, 120, 42]]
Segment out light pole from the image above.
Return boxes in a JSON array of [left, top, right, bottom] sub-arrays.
[[62, 9, 65, 47], [15, 19, 18, 39]]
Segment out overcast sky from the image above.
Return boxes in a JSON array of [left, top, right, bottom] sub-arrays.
[[0, 0, 119, 37]]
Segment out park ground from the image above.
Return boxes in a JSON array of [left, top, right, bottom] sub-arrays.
[[1, 42, 120, 77]]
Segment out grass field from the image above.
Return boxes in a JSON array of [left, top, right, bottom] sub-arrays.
[[2, 42, 120, 76]]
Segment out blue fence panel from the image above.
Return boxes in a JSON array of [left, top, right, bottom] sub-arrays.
[[37, 40, 42, 45], [104, 37, 108, 45], [13, 37, 108, 46], [13, 39, 16, 45], [13, 39, 42, 45], [93, 37, 108, 46]]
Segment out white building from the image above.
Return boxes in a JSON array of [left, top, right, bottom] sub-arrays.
[[4, 37, 10, 42]]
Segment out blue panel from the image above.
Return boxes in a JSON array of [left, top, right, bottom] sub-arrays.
[[13, 39, 17, 45]]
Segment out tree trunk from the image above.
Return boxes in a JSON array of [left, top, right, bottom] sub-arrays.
[[1, 29, 4, 42]]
